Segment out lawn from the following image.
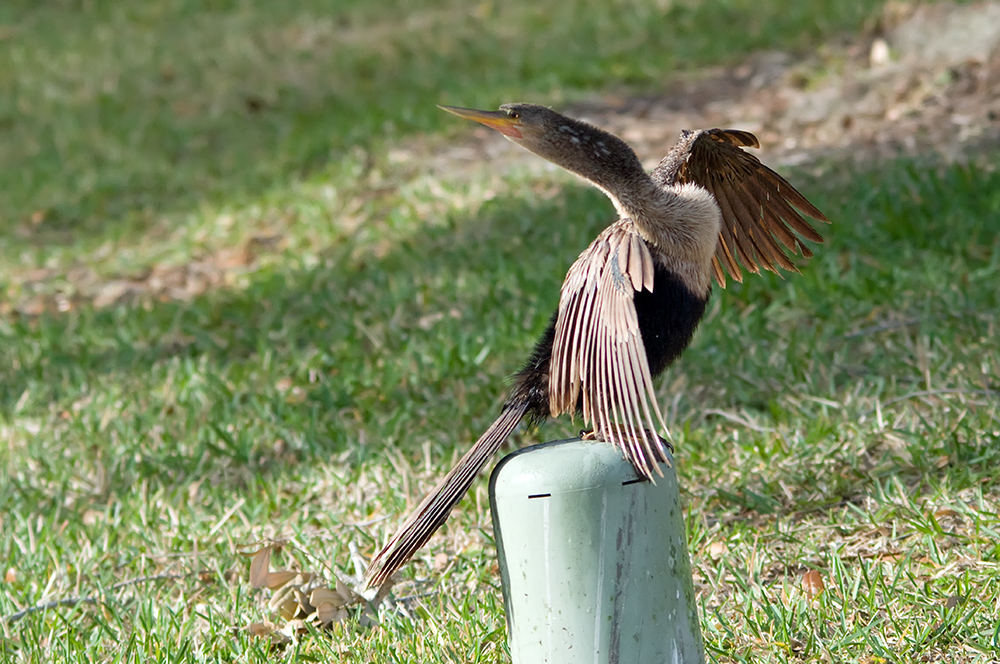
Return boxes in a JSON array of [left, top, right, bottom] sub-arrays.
[[1, 0, 999, 662]]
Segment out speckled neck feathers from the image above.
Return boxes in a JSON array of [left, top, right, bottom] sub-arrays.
[[511, 112, 721, 296]]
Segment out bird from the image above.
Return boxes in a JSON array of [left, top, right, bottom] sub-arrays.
[[365, 103, 828, 587]]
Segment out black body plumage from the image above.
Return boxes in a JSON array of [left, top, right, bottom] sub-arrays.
[[510, 262, 708, 422]]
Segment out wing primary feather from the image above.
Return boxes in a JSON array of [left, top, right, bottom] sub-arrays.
[[621, 329, 660, 479], [712, 186, 760, 274], [725, 187, 785, 273], [714, 204, 744, 276], [597, 307, 618, 452], [669, 128, 827, 285], [618, 237, 631, 287], [743, 182, 802, 250], [607, 308, 630, 460], [759, 168, 829, 228], [627, 233, 644, 292], [643, 251, 655, 292], [711, 257, 727, 288], [611, 297, 644, 474], [590, 283, 609, 437], [552, 291, 581, 414], [746, 177, 820, 244]]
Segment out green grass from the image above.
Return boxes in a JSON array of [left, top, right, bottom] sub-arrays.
[[1, 0, 881, 283], [2, 0, 999, 662]]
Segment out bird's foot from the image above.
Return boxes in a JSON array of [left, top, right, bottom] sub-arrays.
[[579, 426, 673, 459]]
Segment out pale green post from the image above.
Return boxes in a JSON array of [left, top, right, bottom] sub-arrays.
[[489, 438, 705, 664]]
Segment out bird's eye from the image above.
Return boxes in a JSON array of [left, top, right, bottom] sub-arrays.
[[508, 110, 520, 119]]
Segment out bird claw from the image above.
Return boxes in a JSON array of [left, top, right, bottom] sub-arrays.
[[654, 433, 674, 459], [579, 427, 674, 457]]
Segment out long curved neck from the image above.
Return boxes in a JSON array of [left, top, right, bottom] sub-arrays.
[[540, 121, 664, 224], [589, 167, 665, 227], [516, 115, 720, 282], [549, 122, 721, 289]]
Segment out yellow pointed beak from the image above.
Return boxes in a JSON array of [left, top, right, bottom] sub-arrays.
[[438, 105, 523, 138]]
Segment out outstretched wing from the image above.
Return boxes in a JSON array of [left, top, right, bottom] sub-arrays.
[[652, 128, 829, 287], [548, 220, 668, 480]]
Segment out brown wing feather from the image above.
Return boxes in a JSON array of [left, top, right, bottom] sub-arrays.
[[549, 220, 667, 480], [653, 128, 828, 287]]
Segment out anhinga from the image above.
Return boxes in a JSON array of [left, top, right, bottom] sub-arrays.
[[366, 103, 828, 587]]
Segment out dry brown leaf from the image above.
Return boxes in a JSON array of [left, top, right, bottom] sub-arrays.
[[283, 619, 309, 636], [264, 570, 299, 590], [310, 587, 346, 609], [316, 602, 349, 626], [247, 620, 294, 648], [269, 585, 298, 614], [802, 569, 825, 599], [335, 577, 361, 606], [276, 598, 300, 621], [246, 542, 388, 633], [250, 547, 272, 589], [293, 587, 311, 613], [315, 602, 335, 624], [708, 541, 727, 559], [4, 568, 16, 584], [247, 621, 277, 637]]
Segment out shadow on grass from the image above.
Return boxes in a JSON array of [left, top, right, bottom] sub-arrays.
[[0, 185, 615, 496], [1, 0, 888, 249], [4, 153, 999, 500]]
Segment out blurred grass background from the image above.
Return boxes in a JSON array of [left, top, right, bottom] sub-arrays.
[[1, 0, 880, 271], [2, 1, 999, 662]]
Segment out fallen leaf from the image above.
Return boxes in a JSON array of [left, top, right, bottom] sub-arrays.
[[316, 602, 348, 626], [264, 570, 299, 590], [802, 569, 825, 599], [283, 619, 309, 637], [247, 621, 277, 637], [250, 547, 272, 588], [269, 585, 299, 615], [310, 587, 346, 609], [335, 577, 361, 606]]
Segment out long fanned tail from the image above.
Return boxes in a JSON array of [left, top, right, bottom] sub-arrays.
[[365, 400, 529, 587]]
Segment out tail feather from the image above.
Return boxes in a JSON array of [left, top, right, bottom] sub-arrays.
[[365, 401, 529, 587]]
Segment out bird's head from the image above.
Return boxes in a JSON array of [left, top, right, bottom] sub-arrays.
[[438, 103, 644, 185], [438, 103, 548, 142]]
